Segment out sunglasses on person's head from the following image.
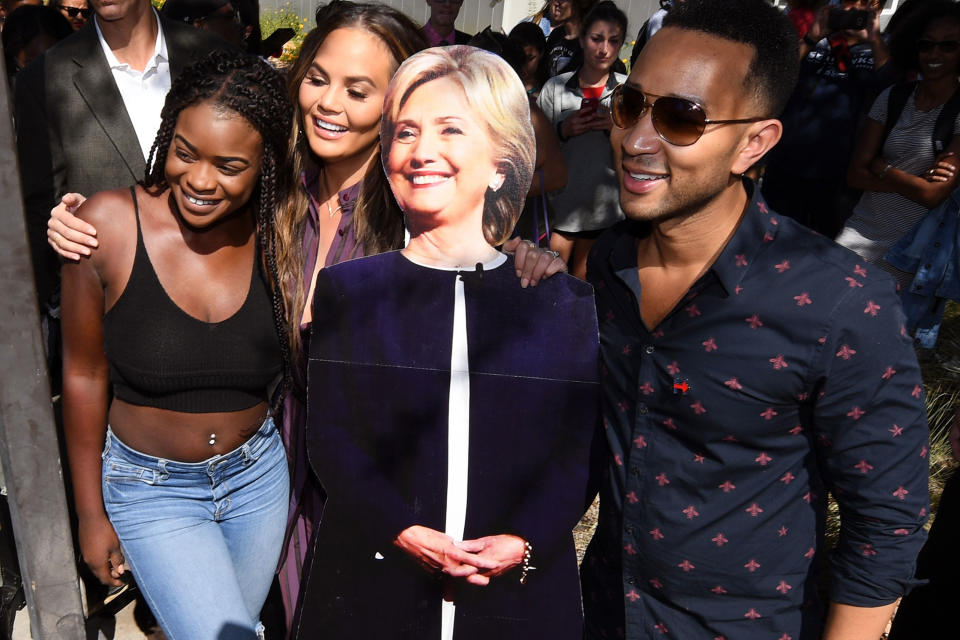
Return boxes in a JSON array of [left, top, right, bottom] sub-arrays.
[[917, 39, 960, 53], [62, 6, 92, 18], [611, 84, 767, 147]]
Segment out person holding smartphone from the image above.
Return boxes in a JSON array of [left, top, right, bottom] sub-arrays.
[[537, 0, 626, 279]]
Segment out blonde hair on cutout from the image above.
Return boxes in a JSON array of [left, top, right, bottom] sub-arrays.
[[381, 45, 535, 246]]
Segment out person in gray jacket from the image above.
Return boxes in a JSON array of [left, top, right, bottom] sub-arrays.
[[537, 0, 625, 279]]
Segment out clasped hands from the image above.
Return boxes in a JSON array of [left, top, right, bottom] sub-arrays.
[[394, 525, 526, 586]]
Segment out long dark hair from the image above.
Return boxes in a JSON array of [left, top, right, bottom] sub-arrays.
[[275, 0, 425, 359], [143, 49, 294, 403]]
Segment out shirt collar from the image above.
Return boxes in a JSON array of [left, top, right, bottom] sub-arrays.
[[606, 179, 780, 297], [422, 21, 454, 47], [95, 8, 167, 71]]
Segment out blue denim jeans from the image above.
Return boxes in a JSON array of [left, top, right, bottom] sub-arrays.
[[101, 416, 289, 640]]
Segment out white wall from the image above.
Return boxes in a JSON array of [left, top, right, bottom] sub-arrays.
[[258, 0, 904, 41], [259, 0, 665, 39]]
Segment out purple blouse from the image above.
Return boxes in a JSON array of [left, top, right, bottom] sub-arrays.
[[277, 169, 365, 627]]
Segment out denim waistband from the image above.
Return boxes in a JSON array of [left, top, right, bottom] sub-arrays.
[[103, 415, 277, 473]]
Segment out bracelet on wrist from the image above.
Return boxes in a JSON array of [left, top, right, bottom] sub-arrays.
[[520, 540, 536, 585], [879, 162, 893, 179]]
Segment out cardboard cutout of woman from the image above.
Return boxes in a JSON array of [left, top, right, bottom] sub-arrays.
[[293, 46, 600, 640]]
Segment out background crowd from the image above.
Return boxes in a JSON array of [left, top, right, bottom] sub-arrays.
[[2, 0, 960, 639]]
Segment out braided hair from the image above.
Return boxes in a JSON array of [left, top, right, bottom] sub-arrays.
[[142, 49, 295, 406]]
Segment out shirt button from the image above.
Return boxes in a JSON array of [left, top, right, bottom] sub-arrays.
[[625, 525, 635, 536], [338, 228, 345, 236], [638, 404, 648, 415], [627, 577, 638, 585], [644, 345, 655, 354]]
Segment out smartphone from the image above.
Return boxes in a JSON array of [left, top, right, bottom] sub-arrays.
[[580, 97, 600, 115], [827, 8, 869, 32], [262, 27, 296, 58]]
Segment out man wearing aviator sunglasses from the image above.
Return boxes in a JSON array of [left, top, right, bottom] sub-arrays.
[[580, 1, 929, 639], [609, 84, 767, 147]]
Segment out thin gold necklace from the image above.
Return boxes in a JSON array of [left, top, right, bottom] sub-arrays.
[[326, 199, 343, 219], [320, 170, 344, 218]]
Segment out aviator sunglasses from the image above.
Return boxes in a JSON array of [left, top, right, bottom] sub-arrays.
[[917, 39, 960, 54], [61, 6, 92, 18], [611, 84, 766, 146]]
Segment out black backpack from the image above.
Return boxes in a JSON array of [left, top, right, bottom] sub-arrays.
[[883, 81, 960, 155]]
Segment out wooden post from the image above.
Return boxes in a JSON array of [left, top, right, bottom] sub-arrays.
[[0, 55, 86, 640]]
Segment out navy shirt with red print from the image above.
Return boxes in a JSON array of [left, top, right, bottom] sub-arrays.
[[581, 181, 929, 640]]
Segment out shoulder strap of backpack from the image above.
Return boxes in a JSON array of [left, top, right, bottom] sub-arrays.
[[883, 81, 915, 148], [931, 86, 960, 155]]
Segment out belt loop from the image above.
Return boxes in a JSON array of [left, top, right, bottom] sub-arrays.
[[158, 459, 169, 481], [101, 431, 113, 459]]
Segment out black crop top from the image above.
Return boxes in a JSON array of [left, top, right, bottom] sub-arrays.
[[103, 188, 282, 413]]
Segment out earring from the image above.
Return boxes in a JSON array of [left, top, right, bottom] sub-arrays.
[[489, 175, 505, 192]]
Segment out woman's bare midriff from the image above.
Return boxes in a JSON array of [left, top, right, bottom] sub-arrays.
[[108, 399, 270, 462]]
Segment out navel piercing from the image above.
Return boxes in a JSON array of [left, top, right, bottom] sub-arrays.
[[208, 433, 216, 446]]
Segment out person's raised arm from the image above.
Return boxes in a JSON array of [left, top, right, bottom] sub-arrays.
[[866, 2, 890, 70], [798, 6, 829, 59]]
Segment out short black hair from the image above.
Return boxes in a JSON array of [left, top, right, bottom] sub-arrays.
[[467, 27, 527, 77], [663, 0, 800, 116], [508, 20, 546, 54]]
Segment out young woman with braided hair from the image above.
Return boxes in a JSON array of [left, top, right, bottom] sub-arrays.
[[60, 50, 293, 640]]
